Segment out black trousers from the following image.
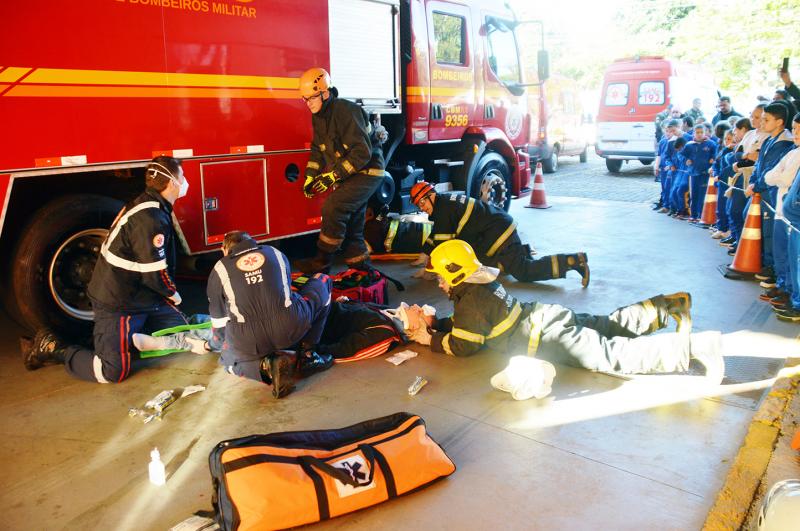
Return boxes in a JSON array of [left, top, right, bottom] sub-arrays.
[[493, 233, 569, 282], [319, 173, 382, 262]]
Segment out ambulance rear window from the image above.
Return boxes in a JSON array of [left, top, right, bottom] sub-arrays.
[[638, 81, 665, 105], [604, 83, 628, 106], [433, 12, 466, 65]]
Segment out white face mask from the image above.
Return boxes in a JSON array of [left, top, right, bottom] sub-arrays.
[[177, 178, 189, 198]]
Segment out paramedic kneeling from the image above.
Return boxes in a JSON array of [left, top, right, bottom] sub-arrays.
[[207, 231, 334, 398], [23, 157, 190, 383]]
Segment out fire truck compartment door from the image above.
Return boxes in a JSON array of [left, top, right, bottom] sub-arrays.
[[328, 0, 400, 114], [201, 159, 268, 245]]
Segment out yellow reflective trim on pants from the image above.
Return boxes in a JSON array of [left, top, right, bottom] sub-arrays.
[[527, 307, 543, 355], [455, 197, 475, 235], [306, 161, 320, 170], [486, 221, 517, 257], [319, 232, 343, 246], [434, 233, 455, 240], [384, 219, 399, 252], [443, 334, 455, 356], [422, 223, 432, 247], [319, 143, 326, 152], [551, 255, 560, 277], [452, 327, 485, 344], [366, 168, 386, 177], [486, 302, 522, 339], [342, 159, 355, 175]]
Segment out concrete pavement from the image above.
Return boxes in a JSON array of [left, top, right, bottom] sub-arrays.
[[1, 193, 798, 530]]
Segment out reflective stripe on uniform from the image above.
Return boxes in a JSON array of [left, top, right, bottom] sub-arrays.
[[455, 197, 475, 235], [307, 161, 320, 170], [211, 316, 229, 328], [272, 247, 292, 308], [551, 255, 560, 277], [100, 201, 168, 273], [319, 143, 326, 152], [384, 219, 399, 252], [342, 159, 355, 174], [366, 168, 386, 177], [452, 327, 485, 344], [640, 299, 659, 332], [213, 261, 246, 323], [442, 334, 455, 356], [486, 221, 518, 257], [486, 302, 522, 339], [422, 224, 432, 247], [434, 233, 455, 240], [92, 355, 109, 383], [526, 305, 544, 355]]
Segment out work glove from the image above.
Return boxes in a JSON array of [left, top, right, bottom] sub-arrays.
[[312, 171, 339, 193], [303, 175, 316, 198]]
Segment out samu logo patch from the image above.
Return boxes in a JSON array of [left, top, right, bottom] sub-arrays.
[[236, 252, 265, 272], [331, 454, 375, 497]]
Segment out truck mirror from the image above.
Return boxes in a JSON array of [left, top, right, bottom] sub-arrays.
[[507, 84, 525, 97], [537, 50, 550, 82]]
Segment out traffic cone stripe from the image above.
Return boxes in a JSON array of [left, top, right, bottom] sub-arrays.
[[741, 227, 761, 239], [533, 183, 545, 190]]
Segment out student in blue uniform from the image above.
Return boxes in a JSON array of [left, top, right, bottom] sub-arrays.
[[746, 103, 796, 286], [683, 125, 717, 221], [710, 130, 736, 239], [776, 160, 800, 321], [669, 137, 690, 218], [655, 120, 681, 213], [207, 231, 335, 398]]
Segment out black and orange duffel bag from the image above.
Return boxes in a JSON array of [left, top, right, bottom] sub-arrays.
[[209, 412, 455, 530]]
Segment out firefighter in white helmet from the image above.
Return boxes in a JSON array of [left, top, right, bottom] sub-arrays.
[[297, 66, 386, 274], [757, 479, 800, 531]]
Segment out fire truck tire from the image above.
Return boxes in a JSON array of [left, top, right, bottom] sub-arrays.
[[471, 152, 511, 211], [10, 194, 123, 337], [368, 172, 395, 209], [541, 146, 559, 173], [605, 158, 623, 173]]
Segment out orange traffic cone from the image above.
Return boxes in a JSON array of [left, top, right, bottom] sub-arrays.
[[698, 176, 717, 227], [525, 162, 551, 209], [727, 193, 762, 277]]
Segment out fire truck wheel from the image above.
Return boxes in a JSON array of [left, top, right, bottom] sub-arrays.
[[471, 152, 511, 211], [605, 158, 623, 173], [10, 194, 123, 336]]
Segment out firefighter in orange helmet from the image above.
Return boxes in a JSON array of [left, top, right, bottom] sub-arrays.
[[410, 181, 590, 286], [297, 67, 386, 274]]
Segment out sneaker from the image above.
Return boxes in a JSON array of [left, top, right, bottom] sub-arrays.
[[759, 277, 777, 289], [651, 203, 662, 211], [711, 230, 730, 240], [689, 331, 725, 384], [658, 207, 670, 213], [23, 329, 68, 371], [759, 287, 785, 302], [755, 268, 775, 281], [769, 294, 790, 307], [720, 236, 736, 245], [267, 350, 297, 399], [664, 292, 692, 333], [776, 308, 800, 323], [297, 350, 334, 377], [727, 246, 738, 256]]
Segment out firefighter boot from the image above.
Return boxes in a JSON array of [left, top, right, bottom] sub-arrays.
[[296, 250, 333, 275], [564, 253, 590, 288], [664, 292, 692, 333], [262, 350, 297, 399], [297, 348, 334, 377], [23, 329, 68, 371]]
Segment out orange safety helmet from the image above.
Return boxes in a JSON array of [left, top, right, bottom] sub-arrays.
[[299, 67, 332, 99], [410, 181, 435, 206]]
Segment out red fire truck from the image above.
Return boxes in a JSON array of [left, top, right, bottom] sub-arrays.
[[0, 0, 534, 334]]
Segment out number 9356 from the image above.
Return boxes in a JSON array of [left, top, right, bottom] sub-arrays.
[[444, 113, 468, 127]]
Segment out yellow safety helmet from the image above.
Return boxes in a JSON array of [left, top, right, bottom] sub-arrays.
[[299, 67, 331, 99], [426, 239, 482, 286]]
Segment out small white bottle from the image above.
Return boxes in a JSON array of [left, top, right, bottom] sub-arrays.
[[149, 447, 166, 486]]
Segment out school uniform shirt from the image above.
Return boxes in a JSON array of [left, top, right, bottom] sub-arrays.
[[682, 139, 716, 176], [751, 131, 795, 192], [765, 147, 800, 217]]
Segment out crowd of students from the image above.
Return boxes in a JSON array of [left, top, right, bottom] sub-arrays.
[[652, 70, 800, 322]]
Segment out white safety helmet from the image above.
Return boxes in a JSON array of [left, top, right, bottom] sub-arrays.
[[758, 479, 800, 531]]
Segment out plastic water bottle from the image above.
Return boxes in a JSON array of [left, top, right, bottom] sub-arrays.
[[149, 447, 166, 486]]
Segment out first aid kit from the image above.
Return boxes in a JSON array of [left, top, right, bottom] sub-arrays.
[[292, 268, 403, 305], [209, 412, 455, 530]]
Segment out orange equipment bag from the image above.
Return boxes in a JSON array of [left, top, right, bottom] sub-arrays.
[[209, 412, 455, 530]]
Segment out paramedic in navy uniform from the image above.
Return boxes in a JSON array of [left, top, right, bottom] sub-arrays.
[[207, 231, 335, 398], [23, 157, 191, 383]]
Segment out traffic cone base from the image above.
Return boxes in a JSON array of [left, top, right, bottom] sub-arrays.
[[525, 161, 551, 209], [729, 194, 762, 275]]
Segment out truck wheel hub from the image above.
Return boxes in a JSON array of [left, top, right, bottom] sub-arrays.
[[49, 229, 107, 321]]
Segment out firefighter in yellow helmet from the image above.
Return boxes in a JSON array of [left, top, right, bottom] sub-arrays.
[[297, 67, 386, 274], [411, 181, 590, 286], [408, 240, 724, 392]]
